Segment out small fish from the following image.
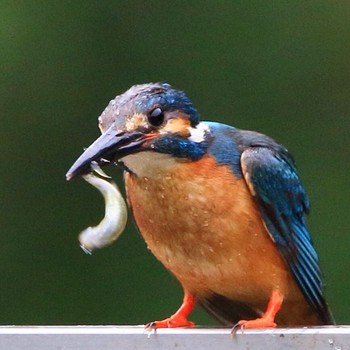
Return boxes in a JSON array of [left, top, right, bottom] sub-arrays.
[[79, 173, 128, 254]]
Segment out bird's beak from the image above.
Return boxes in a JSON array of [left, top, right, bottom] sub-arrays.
[[66, 127, 153, 181]]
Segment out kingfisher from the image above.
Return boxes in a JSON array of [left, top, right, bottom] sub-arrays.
[[66, 82, 334, 329]]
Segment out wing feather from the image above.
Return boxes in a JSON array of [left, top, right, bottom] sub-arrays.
[[241, 146, 334, 324]]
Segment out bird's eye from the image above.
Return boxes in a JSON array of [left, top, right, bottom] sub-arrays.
[[148, 107, 164, 127]]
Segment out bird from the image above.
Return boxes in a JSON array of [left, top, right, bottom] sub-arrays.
[[66, 82, 334, 329]]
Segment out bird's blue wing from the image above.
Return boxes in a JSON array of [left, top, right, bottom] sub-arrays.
[[240, 145, 333, 324]]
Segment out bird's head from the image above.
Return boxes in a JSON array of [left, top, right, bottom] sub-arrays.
[[66, 83, 210, 180]]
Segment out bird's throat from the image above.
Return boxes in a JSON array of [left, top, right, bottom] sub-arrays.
[[121, 151, 187, 178]]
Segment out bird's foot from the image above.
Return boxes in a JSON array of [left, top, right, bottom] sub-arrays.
[[232, 316, 276, 334], [145, 291, 196, 330], [231, 290, 283, 334], [145, 316, 195, 329]]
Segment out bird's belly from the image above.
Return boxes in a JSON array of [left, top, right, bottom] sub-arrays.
[[124, 156, 301, 306]]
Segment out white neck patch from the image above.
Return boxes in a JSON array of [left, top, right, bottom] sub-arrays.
[[188, 122, 210, 143]]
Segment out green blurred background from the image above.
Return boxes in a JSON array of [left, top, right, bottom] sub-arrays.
[[1, 1, 349, 325]]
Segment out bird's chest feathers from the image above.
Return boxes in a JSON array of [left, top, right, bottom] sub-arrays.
[[123, 152, 279, 293]]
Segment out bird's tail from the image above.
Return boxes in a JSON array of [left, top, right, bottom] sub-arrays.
[[198, 293, 260, 325]]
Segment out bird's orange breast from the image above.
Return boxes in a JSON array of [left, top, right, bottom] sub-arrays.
[[124, 154, 310, 318]]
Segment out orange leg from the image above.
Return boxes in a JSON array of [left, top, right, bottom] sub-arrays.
[[145, 291, 196, 329], [233, 290, 284, 332]]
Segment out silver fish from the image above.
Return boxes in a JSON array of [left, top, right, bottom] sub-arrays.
[[79, 173, 128, 254]]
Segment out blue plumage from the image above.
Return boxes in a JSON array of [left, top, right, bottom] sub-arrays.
[[152, 135, 207, 160], [134, 83, 200, 127], [239, 143, 333, 324], [204, 122, 242, 177]]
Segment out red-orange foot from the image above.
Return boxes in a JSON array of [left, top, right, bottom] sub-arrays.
[[233, 316, 277, 333], [145, 291, 196, 330], [232, 290, 283, 334], [146, 316, 195, 329]]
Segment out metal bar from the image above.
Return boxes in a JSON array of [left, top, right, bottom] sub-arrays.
[[0, 326, 349, 350]]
